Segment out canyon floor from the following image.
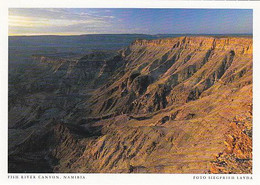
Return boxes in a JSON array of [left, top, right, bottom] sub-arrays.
[[8, 36, 252, 173]]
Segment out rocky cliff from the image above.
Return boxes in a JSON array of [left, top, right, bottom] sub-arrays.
[[87, 37, 252, 116], [8, 36, 252, 173]]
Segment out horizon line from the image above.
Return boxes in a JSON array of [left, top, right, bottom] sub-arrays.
[[8, 33, 253, 37]]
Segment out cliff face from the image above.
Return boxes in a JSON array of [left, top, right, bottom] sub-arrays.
[[88, 37, 252, 116], [8, 36, 252, 173], [132, 37, 252, 54]]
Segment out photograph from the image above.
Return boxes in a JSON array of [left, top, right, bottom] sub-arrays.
[[7, 8, 253, 174]]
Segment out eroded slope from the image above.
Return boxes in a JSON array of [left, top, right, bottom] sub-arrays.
[[8, 36, 252, 173]]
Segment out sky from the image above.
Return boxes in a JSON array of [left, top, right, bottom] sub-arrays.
[[9, 8, 253, 36]]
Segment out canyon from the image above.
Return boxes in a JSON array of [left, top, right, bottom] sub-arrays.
[[8, 36, 252, 173]]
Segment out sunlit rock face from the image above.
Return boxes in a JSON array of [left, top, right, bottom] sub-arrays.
[[88, 37, 252, 116], [8, 36, 252, 173]]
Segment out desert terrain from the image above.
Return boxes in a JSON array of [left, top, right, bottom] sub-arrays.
[[8, 35, 252, 173]]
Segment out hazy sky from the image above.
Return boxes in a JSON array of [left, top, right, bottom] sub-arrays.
[[9, 8, 253, 35]]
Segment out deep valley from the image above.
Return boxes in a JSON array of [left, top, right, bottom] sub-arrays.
[[8, 35, 252, 173]]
